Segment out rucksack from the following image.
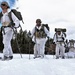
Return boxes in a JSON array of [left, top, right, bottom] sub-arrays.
[[42, 24, 50, 31], [55, 28, 66, 37], [0, 9, 24, 24], [9, 9, 24, 24]]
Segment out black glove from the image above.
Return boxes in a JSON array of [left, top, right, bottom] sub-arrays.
[[32, 41, 36, 45], [47, 36, 50, 40], [53, 42, 55, 44], [28, 32, 31, 37], [12, 23, 15, 26], [62, 37, 64, 41], [8, 22, 15, 27]]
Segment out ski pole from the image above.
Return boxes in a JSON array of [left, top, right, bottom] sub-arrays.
[[13, 28, 22, 58], [29, 41, 30, 59], [28, 31, 32, 59]]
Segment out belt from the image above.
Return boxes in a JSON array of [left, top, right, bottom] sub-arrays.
[[57, 41, 64, 42]]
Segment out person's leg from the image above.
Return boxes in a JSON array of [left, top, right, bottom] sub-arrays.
[[3, 30, 13, 59], [56, 44, 60, 59], [8, 30, 13, 58], [60, 45, 65, 59], [34, 44, 38, 58], [39, 39, 46, 58], [3, 33, 9, 58]]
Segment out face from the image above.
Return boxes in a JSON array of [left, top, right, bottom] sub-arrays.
[[1, 4, 8, 10], [57, 31, 61, 35], [36, 21, 41, 26]]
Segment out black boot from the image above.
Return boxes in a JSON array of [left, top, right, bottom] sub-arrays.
[[62, 56, 65, 59], [56, 56, 59, 59], [2, 56, 9, 60], [9, 56, 13, 60]]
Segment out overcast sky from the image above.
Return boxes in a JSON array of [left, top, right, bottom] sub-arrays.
[[0, 0, 75, 40], [17, 0, 75, 40]]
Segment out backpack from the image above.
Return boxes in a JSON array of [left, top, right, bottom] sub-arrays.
[[42, 24, 50, 31], [0, 9, 24, 24], [9, 9, 24, 24], [55, 28, 66, 37]]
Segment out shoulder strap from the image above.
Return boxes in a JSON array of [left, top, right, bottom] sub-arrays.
[[0, 12, 3, 20], [8, 11, 13, 23]]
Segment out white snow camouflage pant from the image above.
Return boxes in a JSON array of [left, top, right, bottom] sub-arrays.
[[34, 38, 46, 57], [67, 48, 75, 58], [2, 29, 13, 57], [55, 42, 65, 58]]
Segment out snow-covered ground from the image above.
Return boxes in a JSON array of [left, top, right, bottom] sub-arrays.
[[0, 53, 75, 75]]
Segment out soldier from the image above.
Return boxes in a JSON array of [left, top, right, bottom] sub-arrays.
[[53, 28, 66, 59], [31, 19, 50, 58], [67, 40, 75, 58], [0, 1, 20, 60]]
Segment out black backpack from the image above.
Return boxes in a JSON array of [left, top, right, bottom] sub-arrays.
[[0, 9, 24, 24], [42, 24, 50, 31], [9, 9, 24, 24]]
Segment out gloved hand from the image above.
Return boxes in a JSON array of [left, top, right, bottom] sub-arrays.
[[32, 41, 36, 45], [62, 37, 64, 41], [12, 23, 15, 27], [8, 22, 15, 27], [53, 42, 55, 44], [47, 36, 50, 40], [28, 32, 31, 36]]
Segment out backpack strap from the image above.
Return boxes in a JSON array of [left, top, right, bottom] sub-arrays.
[[0, 12, 3, 21], [8, 11, 13, 23]]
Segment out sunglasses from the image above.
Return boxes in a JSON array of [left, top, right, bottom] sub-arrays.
[[1, 4, 6, 6]]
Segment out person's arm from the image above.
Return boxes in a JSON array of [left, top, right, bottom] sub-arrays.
[[31, 27, 35, 37], [44, 27, 50, 38], [53, 33, 57, 44]]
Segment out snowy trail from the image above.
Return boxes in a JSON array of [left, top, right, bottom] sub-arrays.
[[0, 54, 75, 75]]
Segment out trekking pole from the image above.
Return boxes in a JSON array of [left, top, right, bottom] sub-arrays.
[[1, 26, 5, 35], [29, 41, 30, 59], [53, 49, 55, 59], [28, 31, 32, 59], [12, 28, 22, 58], [52, 42, 56, 59]]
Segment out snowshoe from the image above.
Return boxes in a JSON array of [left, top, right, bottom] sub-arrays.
[[56, 56, 59, 59], [62, 56, 65, 59], [9, 56, 13, 59], [33, 56, 44, 59], [1, 56, 13, 61]]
